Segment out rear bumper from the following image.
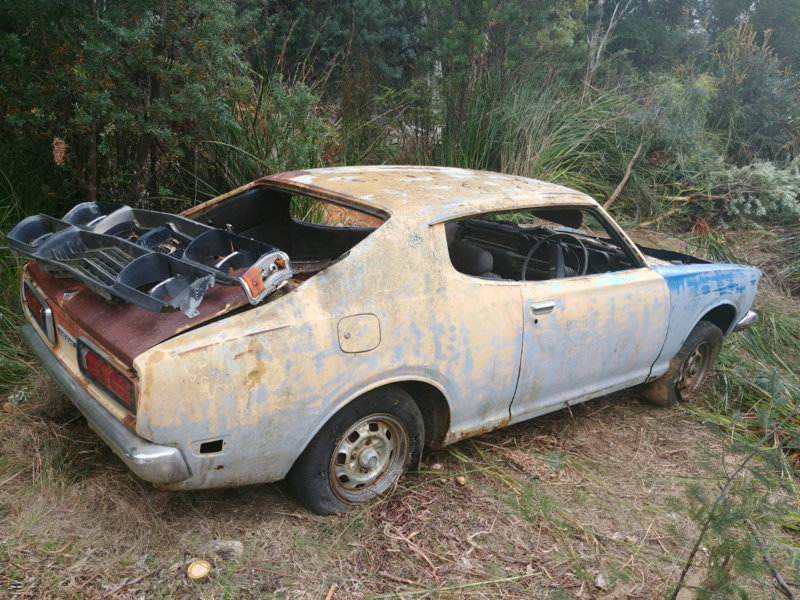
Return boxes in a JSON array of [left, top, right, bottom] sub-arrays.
[[733, 310, 758, 333], [20, 324, 190, 485]]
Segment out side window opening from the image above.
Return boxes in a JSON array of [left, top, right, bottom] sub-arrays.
[[445, 207, 641, 281]]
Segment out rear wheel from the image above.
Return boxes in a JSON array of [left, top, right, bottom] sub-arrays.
[[641, 321, 723, 407], [289, 385, 424, 515]]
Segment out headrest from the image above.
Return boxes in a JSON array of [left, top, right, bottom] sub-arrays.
[[449, 241, 493, 276]]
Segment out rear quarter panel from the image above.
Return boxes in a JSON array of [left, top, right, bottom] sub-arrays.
[[650, 264, 761, 378], [132, 216, 523, 490]]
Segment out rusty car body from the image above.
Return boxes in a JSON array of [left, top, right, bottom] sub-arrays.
[[13, 166, 761, 514]]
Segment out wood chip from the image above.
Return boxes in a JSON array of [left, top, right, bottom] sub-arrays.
[[187, 560, 211, 580]]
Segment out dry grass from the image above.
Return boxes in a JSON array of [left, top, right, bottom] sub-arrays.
[[2, 225, 799, 599], [1, 374, 773, 600]]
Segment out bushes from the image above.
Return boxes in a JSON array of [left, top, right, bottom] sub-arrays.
[[708, 158, 800, 223]]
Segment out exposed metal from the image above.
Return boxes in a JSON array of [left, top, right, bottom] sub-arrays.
[[329, 413, 409, 503], [733, 310, 758, 332]]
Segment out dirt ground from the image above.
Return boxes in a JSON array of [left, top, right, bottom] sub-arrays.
[[1, 370, 752, 600], [4, 228, 798, 600]]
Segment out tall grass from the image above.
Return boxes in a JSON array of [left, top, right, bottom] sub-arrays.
[[412, 71, 654, 213], [0, 161, 63, 394]]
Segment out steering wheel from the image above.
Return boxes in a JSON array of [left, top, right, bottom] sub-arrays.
[[521, 232, 589, 281]]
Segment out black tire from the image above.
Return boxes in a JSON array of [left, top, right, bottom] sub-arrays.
[[641, 321, 723, 407], [289, 385, 425, 515]]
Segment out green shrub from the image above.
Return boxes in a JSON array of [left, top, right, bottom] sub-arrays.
[[708, 158, 800, 223]]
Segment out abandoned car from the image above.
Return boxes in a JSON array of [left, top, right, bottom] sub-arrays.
[[10, 166, 760, 514]]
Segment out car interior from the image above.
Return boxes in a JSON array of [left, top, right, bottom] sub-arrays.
[[444, 207, 642, 281], [191, 185, 385, 272]]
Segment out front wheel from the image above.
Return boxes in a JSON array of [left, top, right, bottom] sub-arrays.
[[641, 321, 723, 407], [289, 385, 424, 515]]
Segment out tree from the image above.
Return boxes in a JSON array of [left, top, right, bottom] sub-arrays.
[[608, 0, 709, 72], [751, 0, 800, 70], [0, 0, 251, 203]]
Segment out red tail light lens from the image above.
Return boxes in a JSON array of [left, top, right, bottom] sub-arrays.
[[109, 372, 134, 405], [78, 343, 136, 413], [24, 286, 44, 322], [84, 351, 104, 382]]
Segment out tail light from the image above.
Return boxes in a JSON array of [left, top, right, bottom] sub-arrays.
[[77, 340, 136, 413], [23, 281, 55, 344]]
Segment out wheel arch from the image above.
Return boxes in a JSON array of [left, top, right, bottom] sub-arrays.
[[287, 375, 455, 476], [394, 381, 452, 449], [698, 302, 739, 337]]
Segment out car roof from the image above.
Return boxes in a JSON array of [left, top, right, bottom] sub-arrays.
[[261, 166, 598, 223]]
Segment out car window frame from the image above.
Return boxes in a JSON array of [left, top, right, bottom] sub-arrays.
[[435, 204, 648, 284]]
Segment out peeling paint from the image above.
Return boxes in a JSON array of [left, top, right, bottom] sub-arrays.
[[18, 166, 761, 493]]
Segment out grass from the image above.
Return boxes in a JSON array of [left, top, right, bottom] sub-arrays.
[[0, 383, 731, 598], [3, 201, 800, 598], [2, 96, 800, 596]]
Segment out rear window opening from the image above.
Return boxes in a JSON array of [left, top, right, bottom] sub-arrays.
[[191, 185, 385, 280], [444, 207, 642, 281]]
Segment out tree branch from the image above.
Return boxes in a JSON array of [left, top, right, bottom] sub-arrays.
[[603, 140, 643, 209], [670, 407, 800, 600]]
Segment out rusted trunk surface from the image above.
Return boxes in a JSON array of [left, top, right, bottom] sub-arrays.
[[27, 261, 250, 366]]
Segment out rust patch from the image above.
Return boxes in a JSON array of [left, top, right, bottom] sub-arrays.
[[27, 262, 250, 366]]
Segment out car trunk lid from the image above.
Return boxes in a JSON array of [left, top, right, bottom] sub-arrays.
[[26, 260, 251, 366]]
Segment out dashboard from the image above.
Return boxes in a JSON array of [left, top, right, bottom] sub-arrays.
[[455, 218, 635, 280]]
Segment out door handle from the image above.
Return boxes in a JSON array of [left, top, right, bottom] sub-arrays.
[[530, 300, 555, 316]]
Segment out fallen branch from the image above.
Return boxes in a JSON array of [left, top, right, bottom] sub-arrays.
[[92, 566, 163, 600], [747, 519, 797, 600], [603, 140, 643, 210]]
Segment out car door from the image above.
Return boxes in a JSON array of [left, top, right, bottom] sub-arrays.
[[510, 268, 670, 422]]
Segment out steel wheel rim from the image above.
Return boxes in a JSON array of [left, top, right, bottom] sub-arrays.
[[329, 413, 409, 504], [678, 341, 712, 400]]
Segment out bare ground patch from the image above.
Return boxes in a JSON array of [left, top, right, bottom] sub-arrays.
[[2, 373, 768, 600]]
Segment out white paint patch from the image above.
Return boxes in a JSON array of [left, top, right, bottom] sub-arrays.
[[439, 168, 475, 179], [421, 185, 453, 190], [292, 175, 316, 184], [327, 176, 364, 183], [398, 177, 433, 182]]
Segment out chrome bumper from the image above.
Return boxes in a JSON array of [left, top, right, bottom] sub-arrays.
[[20, 324, 190, 485], [733, 310, 758, 333]]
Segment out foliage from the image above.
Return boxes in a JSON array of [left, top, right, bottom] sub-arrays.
[[709, 24, 800, 162], [608, 0, 710, 72], [708, 158, 800, 223], [258, 0, 425, 83], [194, 74, 337, 199], [0, 0, 253, 205]]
